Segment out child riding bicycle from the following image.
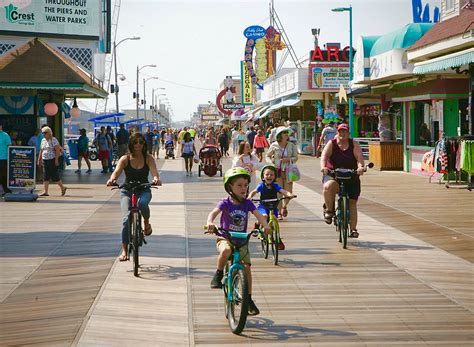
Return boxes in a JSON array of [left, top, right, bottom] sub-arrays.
[[206, 167, 269, 316], [248, 165, 295, 250]]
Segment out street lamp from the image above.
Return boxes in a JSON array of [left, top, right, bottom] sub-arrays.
[[332, 6, 355, 137], [113, 36, 140, 113], [136, 64, 156, 120], [143, 77, 160, 120]]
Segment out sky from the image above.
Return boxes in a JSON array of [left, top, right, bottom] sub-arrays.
[[80, 0, 440, 122]]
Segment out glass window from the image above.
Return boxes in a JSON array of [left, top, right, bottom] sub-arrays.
[[445, 0, 455, 12]]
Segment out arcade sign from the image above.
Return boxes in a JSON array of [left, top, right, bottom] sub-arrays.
[[309, 46, 354, 62]]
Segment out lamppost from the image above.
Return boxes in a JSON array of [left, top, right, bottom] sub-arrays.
[[136, 64, 156, 120], [142, 77, 160, 121], [151, 87, 165, 122], [332, 6, 355, 138], [113, 36, 140, 113]]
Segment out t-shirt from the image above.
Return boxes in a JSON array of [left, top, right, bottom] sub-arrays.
[[182, 140, 194, 154], [96, 133, 111, 151], [256, 182, 282, 202], [217, 197, 256, 233], [247, 130, 257, 147], [41, 137, 59, 160], [321, 127, 337, 145], [145, 132, 154, 146], [116, 129, 129, 145], [78, 135, 89, 152], [188, 129, 196, 138], [0, 131, 12, 160]]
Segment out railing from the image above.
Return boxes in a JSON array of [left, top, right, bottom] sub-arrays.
[[353, 137, 379, 159]]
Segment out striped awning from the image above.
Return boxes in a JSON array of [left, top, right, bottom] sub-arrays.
[[413, 48, 474, 74]]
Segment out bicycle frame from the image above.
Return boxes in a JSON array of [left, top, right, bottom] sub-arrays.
[[224, 232, 247, 302]]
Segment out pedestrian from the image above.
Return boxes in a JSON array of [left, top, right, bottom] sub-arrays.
[[181, 131, 196, 176], [116, 123, 129, 157], [145, 126, 154, 155], [10, 130, 20, 146], [246, 126, 257, 148], [236, 128, 246, 145], [317, 122, 337, 157], [152, 128, 160, 159], [38, 126, 67, 197], [0, 123, 12, 195], [253, 129, 269, 162], [178, 127, 188, 153], [232, 141, 260, 191], [266, 126, 298, 220], [75, 129, 91, 174], [231, 127, 239, 154], [218, 129, 229, 157], [160, 128, 166, 149], [106, 126, 116, 173], [28, 128, 40, 148], [204, 127, 217, 145], [106, 132, 161, 262], [94, 126, 112, 173]]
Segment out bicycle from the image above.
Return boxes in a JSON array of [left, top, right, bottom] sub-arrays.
[[328, 163, 373, 249], [252, 196, 296, 265], [205, 226, 258, 335], [111, 181, 158, 277]]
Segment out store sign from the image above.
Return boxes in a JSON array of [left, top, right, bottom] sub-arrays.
[[0, 0, 100, 37], [241, 60, 253, 105], [308, 63, 350, 91], [369, 49, 411, 80], [7, 146, 36, 190], [309, 46, 353, 62], [223, 103, 243, 110], [201, 114, 219, 121], [243, 25, 266, 90]]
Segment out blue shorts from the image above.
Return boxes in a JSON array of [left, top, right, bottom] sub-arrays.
[[257, 205, 278, 218]]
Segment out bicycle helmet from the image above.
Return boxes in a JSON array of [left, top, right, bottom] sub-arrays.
[[260, 164, 278, 181], [223, 167, 251, 202]]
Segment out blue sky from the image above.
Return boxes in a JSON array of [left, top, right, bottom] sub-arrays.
[[81, 0, 440, 121]]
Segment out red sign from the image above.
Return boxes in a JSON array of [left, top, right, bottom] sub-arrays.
[[309, 46, 354, 62]]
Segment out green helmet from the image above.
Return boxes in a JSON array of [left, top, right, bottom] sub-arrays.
[[223, 167, 251, 190], [260, 164, 278, 181]]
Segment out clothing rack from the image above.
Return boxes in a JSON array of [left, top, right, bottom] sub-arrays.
[[439, 135, 473, 191]]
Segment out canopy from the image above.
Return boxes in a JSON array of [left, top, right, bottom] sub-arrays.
[[88, 113, 125, 122], [257, 98, 300, 120], [413, 48, 474, 74]]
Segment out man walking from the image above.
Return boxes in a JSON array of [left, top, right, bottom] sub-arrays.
[[116, 123, 129, 157], [94, 127, 112, 173], [0, 123, 12, 195]]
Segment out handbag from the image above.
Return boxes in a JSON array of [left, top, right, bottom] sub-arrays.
[[193, 153, 199, 164], [277, 144, 288, 178], [286, 162, 301, 182]]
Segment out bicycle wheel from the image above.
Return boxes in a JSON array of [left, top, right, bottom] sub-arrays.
[[227, 268, 249, 335], [260, 228, 269, 259], [340, 196, 349, 249], [272, 220, 280, 265], [131, 212, 140, 276], [268, 220, 278, 265]]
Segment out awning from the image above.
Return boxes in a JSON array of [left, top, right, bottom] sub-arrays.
[[413, 48, 474, 74], [88, 113, 125, 122], [258, 98, 300, 120], [250, 105, 270, 121]]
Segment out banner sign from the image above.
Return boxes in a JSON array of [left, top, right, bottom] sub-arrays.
[[243, 25, 266, 90], [240, 61, 253, 105], [0, 0, 100, 38], [223, 103, 243, 110], [309, 63, 350, 91], [7, 146, 36, 190]]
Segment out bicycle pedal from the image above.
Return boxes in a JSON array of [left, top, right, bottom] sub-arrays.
[[142, 239, 147, 245]]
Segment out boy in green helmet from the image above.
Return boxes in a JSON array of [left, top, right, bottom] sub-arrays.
[[206, 167, 270, 316]]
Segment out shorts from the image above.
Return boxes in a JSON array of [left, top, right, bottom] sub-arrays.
[[43, 159, 60, 182], [98, 150, 109, 161], [217, 238, 251, 265], [255, 147, 265, 154], [181, 152, 194, 159], [78, 151, 89, 159], [257, 205, 278, 218], [322, 175, 361, 200]]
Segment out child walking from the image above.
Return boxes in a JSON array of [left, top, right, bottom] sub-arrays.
[[248, 165, 295, 250], [206, 167, 269, 316]]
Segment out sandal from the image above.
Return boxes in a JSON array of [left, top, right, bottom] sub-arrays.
[[323, 211, 334, 224], [39, 192, 49, 197], [118, 254, 128, 261], [144, 223, 153, 236], [281, 207, 288, 218], [61, 187, 67, 196], [349, 230, 359, 238]]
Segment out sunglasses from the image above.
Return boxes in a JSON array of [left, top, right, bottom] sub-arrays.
[[133, 140, 145, 145]]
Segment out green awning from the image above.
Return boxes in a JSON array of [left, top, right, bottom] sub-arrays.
[[0, 82, 108, 98], [413, 48, 474, 74]]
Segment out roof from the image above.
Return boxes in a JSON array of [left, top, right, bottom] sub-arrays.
[[408, 7, 474, 51], [370, 23, 434, 56], [0, 38, 106, 98], [361, 36, 381, 58]]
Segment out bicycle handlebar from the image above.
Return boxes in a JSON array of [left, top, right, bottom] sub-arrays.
[[251, 196, 297, 204], [203, 225, 258, 247], [328, 163, 374, 176], [110, 181, 159, 191]]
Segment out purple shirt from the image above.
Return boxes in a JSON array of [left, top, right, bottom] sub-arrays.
[[217, 197, 256, 233]]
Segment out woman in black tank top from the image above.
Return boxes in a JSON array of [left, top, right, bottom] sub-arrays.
[[106, 133, 161, 261]]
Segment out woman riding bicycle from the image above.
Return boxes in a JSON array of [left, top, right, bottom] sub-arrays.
[[106, 133, 161, 261], [320, 123, 365, 238]]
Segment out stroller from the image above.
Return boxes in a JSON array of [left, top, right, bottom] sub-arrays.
[[198, 144, 222, 177], [165, 140, 175, 159]]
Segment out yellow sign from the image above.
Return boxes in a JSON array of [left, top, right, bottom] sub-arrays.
[[241, 60, 253, 105]]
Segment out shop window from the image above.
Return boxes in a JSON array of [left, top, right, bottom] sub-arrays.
[[414, 101, 435, 146]]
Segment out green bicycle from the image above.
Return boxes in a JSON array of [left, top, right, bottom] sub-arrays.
[[253, 196, 296, 265]]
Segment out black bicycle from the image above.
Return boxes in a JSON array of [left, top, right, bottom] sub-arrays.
[[329, 163, 373, 249], [112, 181, 157, 276]]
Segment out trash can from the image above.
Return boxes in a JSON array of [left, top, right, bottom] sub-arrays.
[[67, 139, 79, 159]]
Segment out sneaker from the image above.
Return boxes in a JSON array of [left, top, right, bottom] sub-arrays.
[[277, 240, 285, 250], [248, 299, 260, 316], [210, 270, 223, 289], [86, 169, 92, 174], [186, 172, 189, 176], [189, 171, 192, 176], [74, 170, 81, 174], [100, 170, 107, 173]]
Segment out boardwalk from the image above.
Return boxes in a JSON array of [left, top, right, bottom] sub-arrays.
[[0, 153, 473, 346]]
